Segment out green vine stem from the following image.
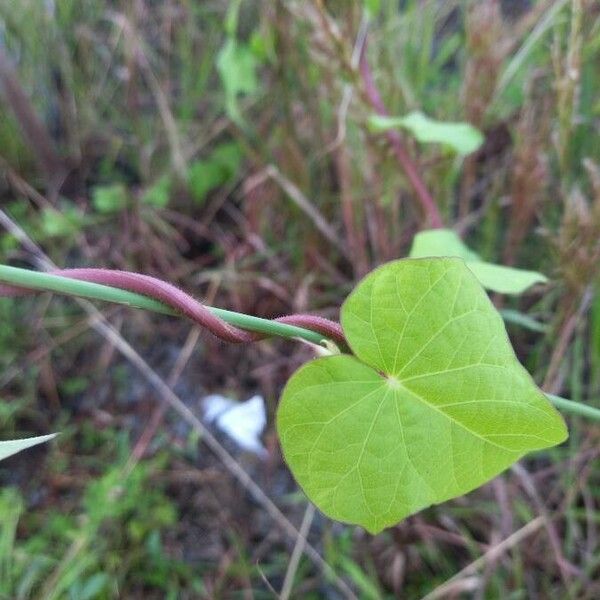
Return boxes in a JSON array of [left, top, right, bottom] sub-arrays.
[[0, 265, 335, 346], [0, 264, 599, 422], [545, 394, 600, 422]]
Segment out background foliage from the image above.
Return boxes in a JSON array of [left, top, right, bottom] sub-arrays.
[[0, 0, 599, 598]]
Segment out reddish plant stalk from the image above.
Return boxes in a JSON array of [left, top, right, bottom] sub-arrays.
[[359, 45, 444, 229], [0, 268, 346, 346], [0, 49, 67, 191]]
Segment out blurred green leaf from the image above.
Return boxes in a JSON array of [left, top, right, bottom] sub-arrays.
[[364, 0, 381, 18], [141, 176, 171, 208], [40, 206, 85, 238], [368, 111, 484, 155], [211, 142, 243, 177], [410, 229, 548, 295], [500, 309, 547, 333], [60, 376, 90, 396], [224, 0, 242, 36], [0, 434, 57, 462], [78, 573, 110, 600], [249, 30, 273, 62], [187, 161, 223, 203], [410, 228, 479, 261], [216, 38, 259, 124], [467, 262, 548, 296], [187, 142, 242, 203], [92, 184, 128, 214]]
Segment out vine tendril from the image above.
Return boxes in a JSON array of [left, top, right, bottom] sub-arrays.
[[0, 267, 346, 346]]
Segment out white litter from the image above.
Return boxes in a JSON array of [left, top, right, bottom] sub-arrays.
[[202, 394, 267, 458]]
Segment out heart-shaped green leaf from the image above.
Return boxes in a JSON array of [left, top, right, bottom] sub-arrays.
[[410, 229, 548, 295], [277, 258, 567, 533]]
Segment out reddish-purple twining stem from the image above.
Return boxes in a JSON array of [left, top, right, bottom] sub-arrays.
[[359, 43, 444, 229], [0, 268, 346, 346]]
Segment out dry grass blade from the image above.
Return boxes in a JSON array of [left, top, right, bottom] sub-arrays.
[[511, 463, 581, 582], [0, 50, 67, 193], [419, 517, 545, 600], [108, 12, 187, 180], [264, 165, 350, 259], [280, 503, 316, 600], [124, 326, 202, 474], [494, 0, 569, 100]]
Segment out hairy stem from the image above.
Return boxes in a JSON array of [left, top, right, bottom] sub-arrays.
[[0, 265, 345, 347]]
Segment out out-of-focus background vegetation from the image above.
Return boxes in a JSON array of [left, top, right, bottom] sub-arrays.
[[0, 0, 599, 598]]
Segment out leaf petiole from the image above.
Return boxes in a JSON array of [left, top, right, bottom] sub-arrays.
[[545, 394, 600, 422]]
